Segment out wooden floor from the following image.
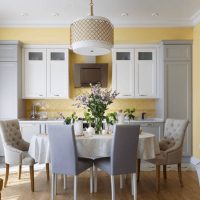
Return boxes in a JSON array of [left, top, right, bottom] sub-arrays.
[[0, 169, 200, 200]]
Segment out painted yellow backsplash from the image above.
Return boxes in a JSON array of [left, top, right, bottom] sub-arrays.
[[0, 27, 193, 120]]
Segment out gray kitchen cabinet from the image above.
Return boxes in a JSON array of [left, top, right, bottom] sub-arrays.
[[19, 120, 64, 143], [140, 122, 164, 141], [131, 121, 164, 141], [0, 41, 24, 156], [20, 123, 41, 143], [156, 40, 192, 156]]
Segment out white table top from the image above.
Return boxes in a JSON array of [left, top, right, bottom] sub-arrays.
[[28, 132, 160, 164]]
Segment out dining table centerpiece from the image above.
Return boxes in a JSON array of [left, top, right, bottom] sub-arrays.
[[75, 83, 118, 134]]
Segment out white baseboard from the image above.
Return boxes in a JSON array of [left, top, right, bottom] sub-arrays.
[[190, 156, 200, 186]]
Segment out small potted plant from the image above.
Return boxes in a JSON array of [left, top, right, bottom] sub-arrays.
[[64, 112, 78, 124], [124, 108, 136, 123], [105, 112, 117, 133]]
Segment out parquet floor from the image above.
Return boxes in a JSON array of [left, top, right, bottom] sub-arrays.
[[0, 169, 200, 200]]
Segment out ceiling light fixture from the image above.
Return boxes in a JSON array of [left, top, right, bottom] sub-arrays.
[[20, 12, 28, 17], [152, 12, 159, 17], [70, 0, 113, 56], [121, 13, 129, 17]]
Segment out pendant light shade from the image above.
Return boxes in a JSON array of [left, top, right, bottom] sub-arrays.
[[70, 1, 113, 56]]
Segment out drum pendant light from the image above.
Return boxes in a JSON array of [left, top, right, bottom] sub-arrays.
[[70, 0, 113, 56]]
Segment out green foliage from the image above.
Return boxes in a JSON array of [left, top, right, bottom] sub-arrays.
[[124, 108, 136, 121], [105, 112, 117, 125], [64, 117, 71, 125], [64, 112, 78, 124], [84, 111, 94, 125]]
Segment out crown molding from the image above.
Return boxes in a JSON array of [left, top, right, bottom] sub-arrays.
[[0, 20, 194, 28]]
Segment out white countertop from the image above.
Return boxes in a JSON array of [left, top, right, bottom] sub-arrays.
[[19, 118, 164, 123]]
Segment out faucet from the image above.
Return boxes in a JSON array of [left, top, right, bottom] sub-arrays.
[[141, 112, 146, 120]]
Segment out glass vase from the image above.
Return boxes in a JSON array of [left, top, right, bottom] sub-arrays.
[[95, 117, 103, 134]]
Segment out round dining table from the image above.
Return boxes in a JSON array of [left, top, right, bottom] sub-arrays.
[[28, 132, 160, 164]]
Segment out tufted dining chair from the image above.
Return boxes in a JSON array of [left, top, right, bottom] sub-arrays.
[[94, 124, 140, 200], [0, 120, 35, 192], [48, 125, 93, 200], [0, 178, 3, 200], [146, 118, 188, 192]]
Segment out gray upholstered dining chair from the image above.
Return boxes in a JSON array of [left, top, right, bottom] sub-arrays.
[[0, 120, 35, 192], [94, 124, 140, 200], [48, 125, 94, 200], [145, 118, 188, 192]]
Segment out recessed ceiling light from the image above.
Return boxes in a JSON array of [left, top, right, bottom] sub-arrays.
[[20, 12, 28, 17], [121, 13, 128, 17], [152, 12, 159, 17], [51, 13, 60, 17]]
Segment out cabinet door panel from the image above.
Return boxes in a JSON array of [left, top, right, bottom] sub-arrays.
[[0, 45, 17, 61], [135, 48, 157, 98], [141, 124, 164, 141], [0, 62, 18, 118], [165, 61, 192, 156], [23, 49, 46, 98], [47, 49, 69, 98], [112, 49, 134, 98], [20, 123, 40, 143], [164, 45, 191, 61]]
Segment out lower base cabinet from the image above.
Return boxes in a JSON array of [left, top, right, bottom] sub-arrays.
[[19, 121, 64, 143]]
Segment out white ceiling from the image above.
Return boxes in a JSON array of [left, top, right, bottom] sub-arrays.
[[0, 0, 200, 27]]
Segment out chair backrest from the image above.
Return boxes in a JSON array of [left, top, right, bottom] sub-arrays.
[[164, 118, 189, 149], [0, 119, 27, 151], [48, 125, 78, 175], [111, 124, 140, 175]]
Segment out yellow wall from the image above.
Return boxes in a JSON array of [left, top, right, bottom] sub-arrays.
[[0, 27, 193, 119], [193, 23, 200, 158]]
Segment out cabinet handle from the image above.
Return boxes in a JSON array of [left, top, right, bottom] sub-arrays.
[[139, 94, 147, 96], [123, 95, 131, 96], [54, 94, 60, 97], [39, 94, 43, 96]]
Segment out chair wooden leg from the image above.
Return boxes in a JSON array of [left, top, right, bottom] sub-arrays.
[[156, 165, 160, 193], [137, 159, 141, 182], [120, 175, 124, 189], [4, 164, 9, 187], [0, 178, 3, 200], [18, 165, 22, 180], [178, 163, 183, 187], [46, 163, 50, 181], [74, 176, 78, 200], [163, 165, 167, 180], [29, 165, 34, 192], [111, 175, 115, 200]]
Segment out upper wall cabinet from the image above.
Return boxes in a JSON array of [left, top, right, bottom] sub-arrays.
[[112, 49, 135, 98], [22, 45, 69, 99], [135, 48, 157, 98], [112, 46, 158, 99]]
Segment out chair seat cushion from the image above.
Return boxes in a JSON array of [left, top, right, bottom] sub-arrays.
[[146, 151, 166, 165], [159, 137, 175, 151], [21, 152, 35, 166], [77, 157, 93, 174], [94, 157, 111, 175]]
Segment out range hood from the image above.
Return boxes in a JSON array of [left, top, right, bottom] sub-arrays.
[[74, 62, 108, 88]]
